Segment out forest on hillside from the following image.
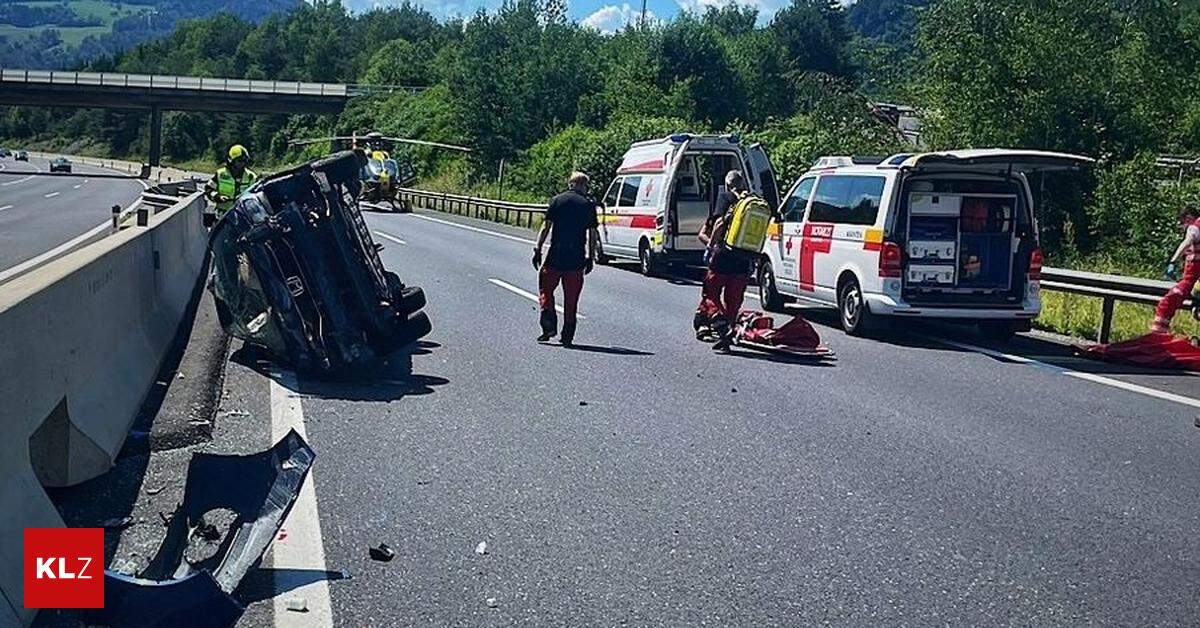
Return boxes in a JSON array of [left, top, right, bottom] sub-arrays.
[[4, 0, 1200, 272]]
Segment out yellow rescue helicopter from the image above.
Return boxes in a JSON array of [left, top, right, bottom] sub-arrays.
[[289, 131, 471, 212]]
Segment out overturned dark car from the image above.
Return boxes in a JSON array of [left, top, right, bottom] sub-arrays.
[[208, 150, 430, 375]]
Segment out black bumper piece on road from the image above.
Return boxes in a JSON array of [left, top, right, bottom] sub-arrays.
[[208, 150, 431, 375]]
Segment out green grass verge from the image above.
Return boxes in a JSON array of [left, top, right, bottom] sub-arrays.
[[1035, 290, 1199, 342]]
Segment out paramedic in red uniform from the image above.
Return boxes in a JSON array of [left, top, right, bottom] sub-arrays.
[[1152, 205, 1200, 333], [696, 170, 752, 351], [533, 172, 602, 346]]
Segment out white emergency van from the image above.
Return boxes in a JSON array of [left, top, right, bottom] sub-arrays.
[[597, 134, 779, 275], [757, 150, 1093, 339]]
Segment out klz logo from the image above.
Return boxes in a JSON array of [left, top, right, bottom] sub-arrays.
[[24, 528, 103, 608]]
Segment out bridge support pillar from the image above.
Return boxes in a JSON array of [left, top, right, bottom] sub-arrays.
[[148, 106, 162, 167]]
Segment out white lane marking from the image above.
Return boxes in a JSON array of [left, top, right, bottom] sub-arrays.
[[0, 205, 11, 212], [410, 212, 536, 245], [926, 335, 1200, 409], [488, 277, 585, 318], [270, 372, 334, 628], [0, 197, 139, 284], [373, 230, 406, 245], [72, 183, 83, 189], [1, 174, 35, 186], [43, 191, 59, 198]]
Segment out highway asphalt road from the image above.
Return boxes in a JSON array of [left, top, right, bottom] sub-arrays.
[[0, 155, 145, 276], [189, 209, 1200, 625]]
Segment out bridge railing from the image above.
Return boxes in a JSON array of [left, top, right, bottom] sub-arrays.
[[1, 69, 353, 97], [398, 187, 1192, 343]]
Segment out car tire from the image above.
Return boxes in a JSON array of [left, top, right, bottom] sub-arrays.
[[638, 242, 660, 277], [758, 261, 786, 313], [838, 278, 875, 336]]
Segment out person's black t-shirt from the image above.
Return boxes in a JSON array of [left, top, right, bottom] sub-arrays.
[[545, 190, 599, 272], [705, 190, 752, 275]]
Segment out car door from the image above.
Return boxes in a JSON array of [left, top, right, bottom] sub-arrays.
[[745, 143, 780, 213], [773, 176, 816, 295], [600, 177, 622, 251]]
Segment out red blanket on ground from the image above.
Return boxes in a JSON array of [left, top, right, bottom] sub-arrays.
[[734, 311, 823, 350], [1080, 333, 1200, 372]]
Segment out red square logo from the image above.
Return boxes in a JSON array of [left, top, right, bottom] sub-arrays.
[[24, 528, 104, 609]]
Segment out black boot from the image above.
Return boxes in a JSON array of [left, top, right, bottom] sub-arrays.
[[538, 308, 557, 342], [561, 319, 577, 347]]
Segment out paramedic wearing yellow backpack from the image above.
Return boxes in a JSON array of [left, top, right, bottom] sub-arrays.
[[695, 170, 772, 351]]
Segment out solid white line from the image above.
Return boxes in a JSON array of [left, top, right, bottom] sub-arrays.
[[43, 191, 59, 199], [0, 205, 11, 212], [926, 335, 1200, 409], [270, 372, 334, 628], [1, 174, 34, 186], [373, 230, 406, 245], [0, 196, 139, 284], [410, 212, 536, 245], [488, 277, 584, 318]]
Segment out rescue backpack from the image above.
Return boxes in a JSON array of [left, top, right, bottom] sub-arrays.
[[723, 194, 772, 253]]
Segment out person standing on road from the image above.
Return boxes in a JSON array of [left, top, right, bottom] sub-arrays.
[[695, 170, 754, 352], [1152, 205, 1200, 333], [204, 144, 259, 225], [533, 171, 602, 346]]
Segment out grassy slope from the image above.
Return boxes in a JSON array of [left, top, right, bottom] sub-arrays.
[[0, 1, 148, 48]]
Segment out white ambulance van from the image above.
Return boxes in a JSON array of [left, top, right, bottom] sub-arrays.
[[757, 150, 1093, 339], [597, 134, 779, 275]]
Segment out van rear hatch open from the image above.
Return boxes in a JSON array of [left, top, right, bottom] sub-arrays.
[[895, 150, 1092, 307]]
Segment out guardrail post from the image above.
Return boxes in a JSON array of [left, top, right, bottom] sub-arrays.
[[111, 204, 121, 229], [1098, 296, 1115, 344]]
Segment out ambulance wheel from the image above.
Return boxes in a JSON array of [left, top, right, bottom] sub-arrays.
[[638, 242, 661, 277], [838, 278, 874, 336], [758, 262, 786, 313]]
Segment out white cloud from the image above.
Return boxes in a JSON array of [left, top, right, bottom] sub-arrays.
[[581, 3, 658, 34]]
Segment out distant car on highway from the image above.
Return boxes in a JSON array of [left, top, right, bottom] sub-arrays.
[[0, 148, 9, 158], [49, 157, 72, 173], [14, 150, 28, 161]]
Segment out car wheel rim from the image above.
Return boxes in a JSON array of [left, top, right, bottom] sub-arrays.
[[843, 288, 860, 324]]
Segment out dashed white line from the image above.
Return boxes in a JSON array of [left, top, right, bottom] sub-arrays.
[[269, 372, 334, 628], [0, 205, 11, 212], [373, 231, 406, 245], [1, 174, 35, 186], [488, 277, 583, 318], [72, 183, 83, 189], [43, 191, 59, 199], [926, 335, 1200, 409], [411, 212, 536, 245]]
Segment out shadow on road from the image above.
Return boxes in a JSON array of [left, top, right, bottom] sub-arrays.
[[231, 341, 449, 402], [236, 567, 351, 605], [559, 342, 655, 356]]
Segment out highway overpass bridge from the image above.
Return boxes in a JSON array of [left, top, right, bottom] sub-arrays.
[[0, 69, 414, 166]]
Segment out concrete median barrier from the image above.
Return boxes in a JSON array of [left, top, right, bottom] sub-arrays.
[[0, 192, 207, 624]]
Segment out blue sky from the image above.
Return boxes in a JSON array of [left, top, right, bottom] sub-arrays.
[[338, 0, 852, 33]]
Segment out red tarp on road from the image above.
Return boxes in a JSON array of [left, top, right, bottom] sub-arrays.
[[1080, 333, 1200, 372]]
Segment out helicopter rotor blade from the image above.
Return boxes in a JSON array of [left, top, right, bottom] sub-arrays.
[[287, 136, 357, 146], [375, 137, 473, 152]]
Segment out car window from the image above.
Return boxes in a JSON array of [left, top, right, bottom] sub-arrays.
[[618, 176, 641, 207], [781, 177, 816, 223], [809, 175, 886, 226], [636, 175, 663, 207], [603, 178, 622, 206]]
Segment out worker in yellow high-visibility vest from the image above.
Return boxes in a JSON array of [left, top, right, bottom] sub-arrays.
[[204, 144, 259, 223]]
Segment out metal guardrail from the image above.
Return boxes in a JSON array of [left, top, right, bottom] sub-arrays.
[[398, 187, 547, 228], [398, 187, 1194, 343], [0, 69, 422, 98], [1040, 268, 1193, 342]]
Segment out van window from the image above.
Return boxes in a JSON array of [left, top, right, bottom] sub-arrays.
[[809, 175, 886, 225], [637, 175, 663, 207], [603, 178, 622, 207], [781, 177, 816, 222], [618, 176, 641, 206]]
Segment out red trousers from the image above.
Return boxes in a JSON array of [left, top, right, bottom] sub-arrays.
[[539, 267, 584, 336], [697, 270, 749, 325], [1153, 258, 1199, 332]]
